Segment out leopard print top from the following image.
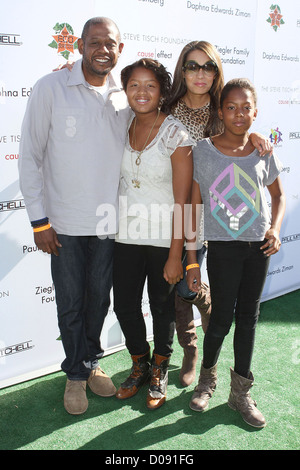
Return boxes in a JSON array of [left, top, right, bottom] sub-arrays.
[[171, 99, 210, 142]]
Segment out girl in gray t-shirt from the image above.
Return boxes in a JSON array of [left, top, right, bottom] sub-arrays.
[[186, 78, 286, 428]]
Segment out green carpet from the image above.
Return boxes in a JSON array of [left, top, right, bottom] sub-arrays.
[[0, 289, 299, 451]]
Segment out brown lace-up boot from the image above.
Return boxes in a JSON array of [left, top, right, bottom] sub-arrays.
[[146, 354, 169, 410], [189, 362, 217, 412], [228, 367, 266, 428], [175, 293, 198, 387], [116, 350, 151, 399]]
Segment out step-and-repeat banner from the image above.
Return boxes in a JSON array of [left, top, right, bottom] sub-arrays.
[[1, 0, 299, 388]]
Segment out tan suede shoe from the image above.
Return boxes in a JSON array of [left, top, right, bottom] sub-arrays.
[[64, 379, 88, 415], [87, 367, 116, 397]]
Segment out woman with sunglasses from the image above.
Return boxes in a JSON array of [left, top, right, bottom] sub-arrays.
[[165, 41, 273, 388]]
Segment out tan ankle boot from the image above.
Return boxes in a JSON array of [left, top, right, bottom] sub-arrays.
[[192, 282, 211, 333], [189, 362, 217, 412], [175, 293, 198, 386], [116, 350, 151, 399], [88, 366, 116, 397], [64, 379, 88, 415], [147, 354, 169, 410], [228, 367, 266, 428]]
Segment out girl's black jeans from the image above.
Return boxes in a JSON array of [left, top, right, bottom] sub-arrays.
[[113, 242, 176, 358], [203, 240, 270, 378]]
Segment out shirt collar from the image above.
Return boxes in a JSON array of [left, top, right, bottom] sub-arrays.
[[67, 58, 121, 92]]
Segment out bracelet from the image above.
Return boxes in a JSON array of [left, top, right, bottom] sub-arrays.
[[33, 223, 51, 233], [31, 217, 49, 228], [186, 263, 200, 271]]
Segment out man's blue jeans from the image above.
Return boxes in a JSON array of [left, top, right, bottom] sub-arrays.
[[51, 235, 114, 380]]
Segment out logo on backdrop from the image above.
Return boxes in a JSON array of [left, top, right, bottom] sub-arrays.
[[48, 23, 78, 60], [282, 233, 300, 244], [0, 33, 22, 46], [0, 199, 25, 212], [0, 341, 34, 359], [289, 131, 300, 139], [137, 0, 165, 6], [35, 283, 55, 305], [267, 4, 285, 31], [269, 127, 283, 146]]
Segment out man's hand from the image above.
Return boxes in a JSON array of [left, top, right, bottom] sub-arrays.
[[34, 227, 62, 256]]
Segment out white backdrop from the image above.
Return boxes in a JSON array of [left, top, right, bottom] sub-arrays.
[[1, 0, 299, 388]]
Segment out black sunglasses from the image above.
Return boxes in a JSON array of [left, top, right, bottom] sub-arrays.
[[183, 60, 218, 76]]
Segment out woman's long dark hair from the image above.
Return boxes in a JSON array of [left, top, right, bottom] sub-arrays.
[[166, 41, 224, 136]]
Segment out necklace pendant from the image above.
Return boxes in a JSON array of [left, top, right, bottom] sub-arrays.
[[132, 178, 141, 189], [135, 156, 141, 166]]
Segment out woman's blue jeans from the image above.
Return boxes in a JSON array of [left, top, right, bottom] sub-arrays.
[[176, 245, 207, 299], [51, 235, 114, 380]]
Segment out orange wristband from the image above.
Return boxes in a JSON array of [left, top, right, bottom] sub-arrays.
[[33, 223, 51, 233], [186, 263, 200, 271]]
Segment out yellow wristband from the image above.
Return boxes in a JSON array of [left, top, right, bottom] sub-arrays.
[[33, 223, 51, 233], [186, 263, 200, 271]]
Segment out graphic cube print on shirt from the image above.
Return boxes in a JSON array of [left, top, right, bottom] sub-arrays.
[[209, 163, 261, 239]]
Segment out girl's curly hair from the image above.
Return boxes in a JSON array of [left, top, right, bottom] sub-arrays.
[[121, 59, 172, 112]]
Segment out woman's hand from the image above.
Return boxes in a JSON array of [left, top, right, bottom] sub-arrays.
[[249, 132, 273, 156], [52, 61, 75, 72], [186, 266, 201, 293]]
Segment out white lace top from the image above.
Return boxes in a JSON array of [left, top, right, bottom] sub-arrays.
[[116, 115, 195, 248]]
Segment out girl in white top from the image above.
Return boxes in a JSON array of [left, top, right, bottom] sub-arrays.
[[113, 59, 194, 410]]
